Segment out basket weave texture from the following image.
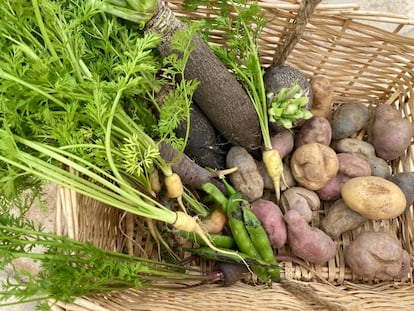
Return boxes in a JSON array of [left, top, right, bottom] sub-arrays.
[[54, 0, 414, 310]]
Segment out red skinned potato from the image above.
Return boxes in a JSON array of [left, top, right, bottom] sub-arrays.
[[294, 116, 332, 148], [251, 199, 287, 249], [345, 231, 411, 280], [284, 209, 336, 264], [317, 153, 371, 201], [270, 128, 295, 159], [369, 105, 412, 160]]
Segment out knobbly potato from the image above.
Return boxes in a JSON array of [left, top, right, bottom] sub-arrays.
[[284, 209, 336, 264], [290, 143, 339, 190], [321, 199, 367, 239], [310, 76, 333, 118], [345, 231, 411, 280], [369, 105, 412, 160], [341, 176, 406, 220], [330, 103, 369, 140], [317, 153, 371, 201], [294, 116, 332, 148], [226, 146, 264, 202], [280, 187, 320, 222]]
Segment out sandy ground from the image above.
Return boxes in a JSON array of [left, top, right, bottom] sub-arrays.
[[1, 1, 413, 310]]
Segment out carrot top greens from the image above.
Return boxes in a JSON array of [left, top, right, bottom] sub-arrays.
[[0, 0, 198, 198]]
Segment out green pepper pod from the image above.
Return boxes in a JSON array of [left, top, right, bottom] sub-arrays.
[[242, 206, 280, 282]]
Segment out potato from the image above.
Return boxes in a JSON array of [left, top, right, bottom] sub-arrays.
[[284, 209, 336, 264], [332, 138, 376, 160], [317, 153, 372, 201], [388, 172, 414, 208], [332, 138, 391, 178], [270, 128, 295, 159], [369, 105, 412, 160], [330, 103, 369, 140], [280, 187, 320, 222], [290, 143, 339, 190], [345, 231, 411, 280], [226, 146, 264, 202], [310, 76, 333, 118], [251, 199, 287, 249], [320, 199, 367, 239], [366, 156, 391, 178], [294, 116, 332, 148], [341, 176, 406, 220]]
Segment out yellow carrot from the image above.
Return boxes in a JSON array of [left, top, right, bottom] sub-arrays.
[[164, 172, 186, 212], [262, 149, 284, 202]]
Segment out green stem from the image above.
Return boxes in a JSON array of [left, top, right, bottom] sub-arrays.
[[31, 0, 60, 63], [5, 136, 177, 224], [0, 70, 66, 108]]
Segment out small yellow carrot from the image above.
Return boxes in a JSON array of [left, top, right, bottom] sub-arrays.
[[164, 172, 186, 212], [262, 148, 285, 202]]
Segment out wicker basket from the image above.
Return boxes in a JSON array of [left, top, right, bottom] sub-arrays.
[[53, 0, 414, 310]]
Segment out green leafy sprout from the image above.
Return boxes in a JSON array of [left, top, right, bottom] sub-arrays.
[[267, 83, 313, 129]]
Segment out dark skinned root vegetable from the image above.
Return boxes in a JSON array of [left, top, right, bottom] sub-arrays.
[[175, 103, 228, 170], [212, 262, 248, 286], [159, 142, 225, 192], [264, 64, 313, 131], [145, 2, 262, 152]]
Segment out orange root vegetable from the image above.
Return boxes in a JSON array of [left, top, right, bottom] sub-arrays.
[[202, 208, 227, 234]]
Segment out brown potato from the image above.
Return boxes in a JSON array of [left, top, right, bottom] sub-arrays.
[[310, 76, 333, 118], [369, 105, 412, 160], [280, 187, 320, 222], [321, 199, 367, 239], [226, 146, 264, 202], [345, 231, 411, 280], [290, 143, 339, 190]]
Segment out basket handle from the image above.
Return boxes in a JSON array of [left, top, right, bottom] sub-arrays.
[[272, 0, 322, 67]]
